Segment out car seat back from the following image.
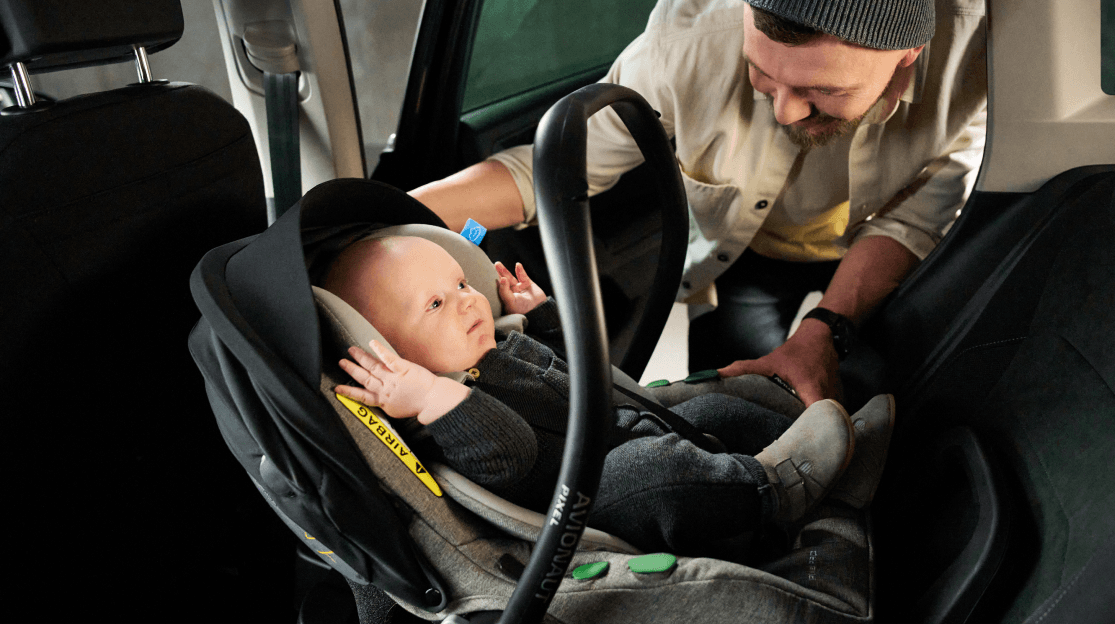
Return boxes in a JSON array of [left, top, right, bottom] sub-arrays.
[[868, 167, 1115, 623], [1, 0, 269, 619]]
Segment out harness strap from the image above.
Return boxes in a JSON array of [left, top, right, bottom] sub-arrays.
[[611, 383, 726, 454]]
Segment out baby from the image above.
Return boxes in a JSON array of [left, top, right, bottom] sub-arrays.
[[325, 235, 890, 555]]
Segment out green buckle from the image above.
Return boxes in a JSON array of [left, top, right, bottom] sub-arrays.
[[571, 561, 609, 580], [683, 369, 719, 383], [627, 553, 677, 574], [644, 379, 671, 388]]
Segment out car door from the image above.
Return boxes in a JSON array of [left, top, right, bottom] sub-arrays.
[[369, 0, 657, 189]]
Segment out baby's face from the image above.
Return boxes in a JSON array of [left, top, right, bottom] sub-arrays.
[[361, 237, 497, 373]]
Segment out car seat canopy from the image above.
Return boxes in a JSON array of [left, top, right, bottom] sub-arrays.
[[190, 179, 454, 610]]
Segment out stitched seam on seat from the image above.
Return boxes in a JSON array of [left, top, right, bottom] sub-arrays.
[[1009, 331, 1113, 610], [950, 335, 1027, 365], [1029, 563, 1086, 623]]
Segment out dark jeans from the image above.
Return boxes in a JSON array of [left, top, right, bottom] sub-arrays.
[[587, 393, 793, 557], [688, 248, 840, 371]]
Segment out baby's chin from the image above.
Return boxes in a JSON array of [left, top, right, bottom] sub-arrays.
[[469, 338, 497, 368]]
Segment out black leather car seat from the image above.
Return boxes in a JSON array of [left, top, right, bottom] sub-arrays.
[[1, 1, 276, 620], [865, 166, 1115, 623]]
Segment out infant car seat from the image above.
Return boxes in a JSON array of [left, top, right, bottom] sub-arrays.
[[189, 175, 877, 623], [190, 84, 880, 622]]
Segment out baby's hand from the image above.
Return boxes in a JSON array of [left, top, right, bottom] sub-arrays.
[[496, 261, 547, 315], [335, 340, 468, 424]]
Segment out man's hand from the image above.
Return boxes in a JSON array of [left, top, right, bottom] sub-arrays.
[[717, 318, 842, 406], [495, 261, 547, 315], [335, 340, 469, 424], [718, 236, 919, 405]]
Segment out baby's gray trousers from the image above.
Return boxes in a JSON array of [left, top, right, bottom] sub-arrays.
[[588, 392, 793, 556]]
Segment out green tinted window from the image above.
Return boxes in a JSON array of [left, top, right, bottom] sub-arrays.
[[1105, 0, 1115, 94], [462, 0, 659, 112]]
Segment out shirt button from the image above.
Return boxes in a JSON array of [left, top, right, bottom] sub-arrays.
[[717, 253, 730, 262], [682, 281, 691, 289], [755, 200, 769, 210]]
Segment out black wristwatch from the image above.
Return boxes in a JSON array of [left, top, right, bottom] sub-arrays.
[[802, 307, 854, 360]]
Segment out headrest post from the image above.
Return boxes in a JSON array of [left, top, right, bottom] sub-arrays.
[[8, 63, 36, 107], [133, 46, 154, 84]]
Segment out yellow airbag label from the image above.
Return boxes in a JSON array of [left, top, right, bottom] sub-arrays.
[[335, 394, 442, 497], [303, 532, 338, 565]]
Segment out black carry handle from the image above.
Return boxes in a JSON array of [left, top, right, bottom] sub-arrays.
[[496, 84, 687, 624]]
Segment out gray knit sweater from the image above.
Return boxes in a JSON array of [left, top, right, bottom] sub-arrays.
[[418, 298, 643, 513]]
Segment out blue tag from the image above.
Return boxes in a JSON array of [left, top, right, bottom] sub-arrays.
[[460, 218, 487, 245]]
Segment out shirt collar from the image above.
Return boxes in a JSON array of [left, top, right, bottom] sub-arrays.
[[866, 40, 930, 124]]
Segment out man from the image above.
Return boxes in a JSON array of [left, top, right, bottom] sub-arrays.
[[410, 0, 987, 405]]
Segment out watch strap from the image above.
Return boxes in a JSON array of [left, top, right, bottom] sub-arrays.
[[802, 307, 854, 359]]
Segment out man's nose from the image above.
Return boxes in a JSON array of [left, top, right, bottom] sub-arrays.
[[771, 88, 812, 126]]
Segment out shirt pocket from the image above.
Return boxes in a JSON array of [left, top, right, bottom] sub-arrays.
[[680, 170, 743, 239]]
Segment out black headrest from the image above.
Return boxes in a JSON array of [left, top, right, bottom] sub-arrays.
[[0, 0, 183, 72]]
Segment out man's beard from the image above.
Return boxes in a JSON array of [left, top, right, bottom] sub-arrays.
[[782, 110, 867, 149], [777, 66, 897, 150]]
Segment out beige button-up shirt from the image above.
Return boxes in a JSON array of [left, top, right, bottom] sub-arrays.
[[489, 0, 988, 308]]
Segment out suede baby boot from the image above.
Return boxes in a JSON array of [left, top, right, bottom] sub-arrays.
[[828, 394, 895, 509], [756, 399, 854, 525]]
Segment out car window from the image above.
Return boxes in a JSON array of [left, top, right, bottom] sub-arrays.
[[462, 0, 659, 113], [1104, 0, 1115, 94], [338, 0, 425, 164]]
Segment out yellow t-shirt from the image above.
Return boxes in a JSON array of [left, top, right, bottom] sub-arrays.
[[748, 199, 851, 262]]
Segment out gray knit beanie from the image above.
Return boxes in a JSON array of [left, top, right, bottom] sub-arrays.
[[746, 0, 935, 50]]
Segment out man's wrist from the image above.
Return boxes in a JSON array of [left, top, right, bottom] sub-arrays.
[[801, 307, 855, 360]]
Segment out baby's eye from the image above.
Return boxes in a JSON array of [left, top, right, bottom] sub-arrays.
[[458, 280, 467, 290], [428, 298, 443, 310]]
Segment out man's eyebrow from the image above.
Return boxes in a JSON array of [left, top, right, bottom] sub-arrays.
[[742, 52, 852, 94], [741, 53, 769, 77]]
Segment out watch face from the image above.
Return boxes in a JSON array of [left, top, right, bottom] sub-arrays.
[[833, 330, 852, 357]]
